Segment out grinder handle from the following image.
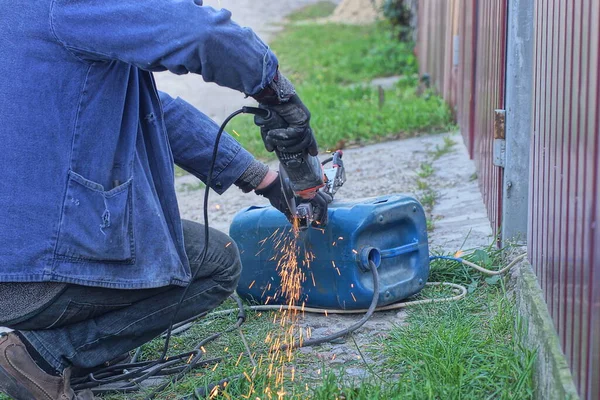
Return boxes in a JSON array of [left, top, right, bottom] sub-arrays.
[[243, 106, 288, 153]]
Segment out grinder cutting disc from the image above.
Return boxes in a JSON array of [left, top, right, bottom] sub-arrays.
[[278, 164, 298, 216]]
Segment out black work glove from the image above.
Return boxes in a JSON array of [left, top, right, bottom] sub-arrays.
[[252, 70, 318, 156], [256, 176, 332, 227], [254, 96, 318, 156], [255, 176, 292, 220], [309, 191, 332, 227]]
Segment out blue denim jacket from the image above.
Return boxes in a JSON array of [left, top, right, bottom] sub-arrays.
[[0, 1, 277, 289]]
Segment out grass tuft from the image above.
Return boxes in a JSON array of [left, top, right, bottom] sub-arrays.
[[416, 162, 434, 179], [431, 136, 457, 160], [272, 23, 418, 85]]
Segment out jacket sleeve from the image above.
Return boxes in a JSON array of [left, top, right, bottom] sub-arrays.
[[50, 0, 278, 95], [159, 91, 255, 194]]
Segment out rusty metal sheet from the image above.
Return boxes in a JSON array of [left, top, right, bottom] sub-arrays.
[[530, 1, 600, 398]]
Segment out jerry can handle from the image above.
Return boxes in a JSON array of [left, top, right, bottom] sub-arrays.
[[357, 240, 419, 271]]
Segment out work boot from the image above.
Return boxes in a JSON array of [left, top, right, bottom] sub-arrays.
[[0, 332, 95, 400]]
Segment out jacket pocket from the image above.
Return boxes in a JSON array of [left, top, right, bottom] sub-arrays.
[[55, 170, 135, 263]]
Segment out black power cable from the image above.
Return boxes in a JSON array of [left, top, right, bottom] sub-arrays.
[[158, 108, 245, 364], [147, 108, 266, 399]]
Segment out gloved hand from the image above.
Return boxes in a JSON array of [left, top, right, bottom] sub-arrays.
[[252, 70, 318, 156], [308, 190, 332, 227], [256, 176, 331, 227], [254, 96, 318, 156], [255, 175, 292, 220]]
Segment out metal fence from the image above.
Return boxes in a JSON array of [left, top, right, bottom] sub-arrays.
[[530, 1, 600, 397], [419, 0, 506, 236], [471, 0, 506, 236], [417, 0, 600, 398]]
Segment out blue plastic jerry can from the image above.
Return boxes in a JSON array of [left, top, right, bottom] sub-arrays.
[[230, 194, 430, 310]]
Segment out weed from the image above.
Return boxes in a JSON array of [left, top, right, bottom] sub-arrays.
[[415, 178, 428, 191], [417, 162, 434, 179], [377, 246, 536, 399], [175, 165, 189, 177], [418, 188, 437, 211], [426, 218, 435, 232], [469, 172, 478, 182], [272, 23, 417, 85], [287, 1, 337, 22], [431, 136, 457, 160]]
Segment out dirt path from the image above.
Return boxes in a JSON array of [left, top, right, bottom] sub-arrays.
[[154, 0, 340, 123]]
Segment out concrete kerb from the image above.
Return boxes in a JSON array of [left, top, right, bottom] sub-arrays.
[[513, 259, 579, 400]]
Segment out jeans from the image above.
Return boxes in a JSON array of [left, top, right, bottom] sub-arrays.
[[7, 220, 241, 372]]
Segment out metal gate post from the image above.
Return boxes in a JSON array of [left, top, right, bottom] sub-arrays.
[[502, 0, 534, 244]]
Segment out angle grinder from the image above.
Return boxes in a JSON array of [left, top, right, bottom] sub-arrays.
[[244, 106, 346, 229]]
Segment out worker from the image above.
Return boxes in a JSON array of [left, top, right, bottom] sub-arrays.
[[0, 1, 324, 398]]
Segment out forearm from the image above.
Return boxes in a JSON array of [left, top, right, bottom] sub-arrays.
[[52, 0, 278, 95], [160, 92, 254, 194]]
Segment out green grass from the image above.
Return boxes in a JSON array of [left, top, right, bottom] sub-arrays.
[[380, 295, 535, 399], [230, 82, 454, 158], [372, 246, 536, 400], [175, 165, 189, 178], [417, 162, 434, 179], [271, 24, 417, 85], [227, 22, 453, 159], [286, 1, 338, 22]]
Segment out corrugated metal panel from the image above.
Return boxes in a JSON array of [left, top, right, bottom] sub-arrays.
[[457, 0, 477, 156], [417, 0, 460, 112], [418, 0, 506, 236], [530, 1, 600, 398], [472, 0, 506, 236]]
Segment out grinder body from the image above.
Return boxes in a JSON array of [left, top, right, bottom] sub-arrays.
[[255, 108, 325, 224]]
